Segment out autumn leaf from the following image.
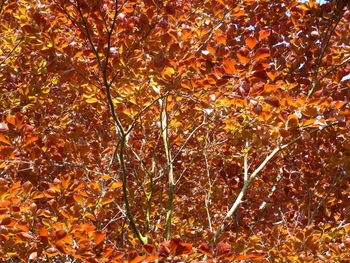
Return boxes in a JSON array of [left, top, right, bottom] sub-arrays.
[[237, 53, 249, 64], [93, 231, 105, 246], [254, 48, 270, 60], [245, 37, 257, 50], [0, 135, 11, 145], [223, 58, 236, 74], [264, 96, 280, 107], [259, 30, 270, 40]]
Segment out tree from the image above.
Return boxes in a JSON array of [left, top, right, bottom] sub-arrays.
[[0, 0, 349, 262]]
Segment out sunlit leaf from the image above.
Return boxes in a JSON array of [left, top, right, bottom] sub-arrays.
[[245, 37, 257, 50]]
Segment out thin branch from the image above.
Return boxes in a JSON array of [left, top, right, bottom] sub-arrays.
[[170, 115, 207, 165], [1, 160, 107, 176], [259, 167, 283, 210], [0, 0, 5, 15], [315, 56, 350, 85], [160, 96, 175, 240], [0, 36, 24, 66], [211, 122, 339, 244], [126, 93, 169, 135], [243, 140, 249, 182], [308, 8, 346, 97], [307, 166, 344, 225]]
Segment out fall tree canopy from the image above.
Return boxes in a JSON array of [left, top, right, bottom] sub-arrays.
[[0, 0, 350, 262]]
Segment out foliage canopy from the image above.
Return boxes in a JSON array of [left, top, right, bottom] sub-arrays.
[[0, 0, 349, 262]]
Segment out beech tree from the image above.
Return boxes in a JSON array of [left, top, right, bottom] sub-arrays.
[[0, 0, 349, 262]]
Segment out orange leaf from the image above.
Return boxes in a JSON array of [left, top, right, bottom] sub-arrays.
[[130, 255, 147, 263], [93, 231, 105, 246], [6, 115, 16, 126], [207, 44, 216, 56], [24, 136, 39, 146], [223, 58, 236, 74], [262, 84, 279, 95], [259, 30, 270, 40], [123, 4, 134, 13], [245, 37, 257, 50], [233, 252, 265, 260], [0, 201, 11, 207], [255, 48, 270, 60], [108, 181, 123, 189], [237, 53, 249, 64], [302, 119, 316, 127]]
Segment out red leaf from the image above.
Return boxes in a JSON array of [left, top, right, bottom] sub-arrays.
[[158, 241, 171, 257], [253, 70, 268, 80], [0, 146, 15, 158], [216, 242, 231, 258], [143, 244, 156, 255], [199, 242, 213, 257], [174, 240, 192, 255]]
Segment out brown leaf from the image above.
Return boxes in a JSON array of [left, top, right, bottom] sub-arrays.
[[264, 96, 280, 107], [18, 232, 35, 240], [0, 217, 11, 226]]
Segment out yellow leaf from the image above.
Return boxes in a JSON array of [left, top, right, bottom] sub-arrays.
[[108, 181, 122, 189], [86, 98, 99, 103]]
